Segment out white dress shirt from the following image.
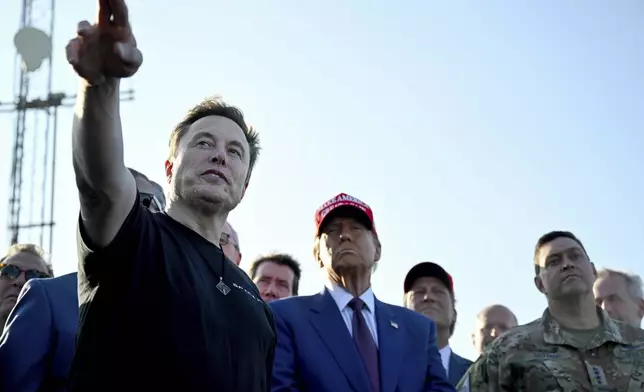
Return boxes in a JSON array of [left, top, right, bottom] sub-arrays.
[[325, 281, 379, 347], [439, 344, 451, 375]]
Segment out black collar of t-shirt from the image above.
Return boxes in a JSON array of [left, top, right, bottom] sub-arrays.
[[158, 212, 230, 294]]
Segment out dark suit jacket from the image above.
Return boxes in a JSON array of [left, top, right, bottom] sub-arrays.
[[448, 352, 472, 387], [0, 272, 78, 392], [269, 289, 455, 392]]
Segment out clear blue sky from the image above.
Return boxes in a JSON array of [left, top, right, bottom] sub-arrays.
[[0, 1, 643, 360]]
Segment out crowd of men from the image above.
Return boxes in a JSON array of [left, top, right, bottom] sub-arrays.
[[0, 0, 643, 391]]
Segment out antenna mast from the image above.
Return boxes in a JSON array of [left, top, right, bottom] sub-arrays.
[[0, 0, 133, 259]]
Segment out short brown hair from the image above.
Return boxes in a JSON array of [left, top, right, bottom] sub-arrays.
[[249, 253, 301, 295], [168, 96, 260, 182], [533, 230, 587, 275], [1, 243, 53, 276]]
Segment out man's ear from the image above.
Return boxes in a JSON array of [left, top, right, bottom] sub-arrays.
[[373, 234, 382, 262], [534, 275, 546, 294], [637, 298, 644, 319], [402, 293, 410, 308], [164, 160, 173, 184], [313, 237, 323, 268]]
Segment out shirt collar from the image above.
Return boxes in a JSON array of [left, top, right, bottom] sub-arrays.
[[325, 280, 375, 313], [439, 345, 451, 372], [540, 306, 628, 348]]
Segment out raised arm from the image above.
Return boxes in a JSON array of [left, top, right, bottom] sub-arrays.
[[66, 0, 143, 247]]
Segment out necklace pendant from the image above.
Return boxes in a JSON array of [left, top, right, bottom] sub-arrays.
[[216, 280, 231, 295]]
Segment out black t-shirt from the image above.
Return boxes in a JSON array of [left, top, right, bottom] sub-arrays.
[[68, 196, 276, 392]]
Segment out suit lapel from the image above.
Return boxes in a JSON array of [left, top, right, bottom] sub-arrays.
[[448, 352, 458, 385], [448, 352, 469, 386], [375, 299, 404, 392], [309, 289, 371, 392]]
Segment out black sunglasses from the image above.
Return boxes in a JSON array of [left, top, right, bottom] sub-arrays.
[[0, 264, 50, 281], [139, 192, 162, 211]]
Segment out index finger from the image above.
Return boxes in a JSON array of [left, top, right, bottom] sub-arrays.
[[97, 0, 111, 26], [109, 0, 129, 27]]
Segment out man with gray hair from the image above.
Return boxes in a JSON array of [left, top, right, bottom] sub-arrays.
[[0, 168, 166, 392], [594, 268, 644, 328], [0, 244, 52, 328], [128, 168, 165, 212], [220, 221, 241, 265]]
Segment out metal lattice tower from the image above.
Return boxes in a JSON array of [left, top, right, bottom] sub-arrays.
[[0, 0, 65, 257], [0, 0, 134, 259]]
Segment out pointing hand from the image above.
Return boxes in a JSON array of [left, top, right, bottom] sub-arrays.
[[66, 0, 142, 85]]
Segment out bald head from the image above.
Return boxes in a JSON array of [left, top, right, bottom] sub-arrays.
[[472, 304, 518, 354]]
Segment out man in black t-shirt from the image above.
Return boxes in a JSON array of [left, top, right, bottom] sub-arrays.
[[65, 1, 275, 391]]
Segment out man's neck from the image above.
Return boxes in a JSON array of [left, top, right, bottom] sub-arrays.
[[436, 328, 450, 350], [166, 200, 226, 245], [332, 270, 371, 297], [548, 294, 600, 330]]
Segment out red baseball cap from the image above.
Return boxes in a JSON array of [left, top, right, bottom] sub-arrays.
[[314, 193, 377, 236], [404, 262, 454, 294]]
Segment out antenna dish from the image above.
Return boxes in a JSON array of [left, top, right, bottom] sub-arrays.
[[14, 27, 52, 73]]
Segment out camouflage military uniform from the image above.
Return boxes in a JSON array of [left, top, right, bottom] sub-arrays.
[[457, 307, 644, 391]]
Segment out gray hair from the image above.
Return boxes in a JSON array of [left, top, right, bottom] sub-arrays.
[[1, 243, 53, 276], [596, 268, 644, 301], [128, 167, 166, 208], [225, 222, 240, 251]]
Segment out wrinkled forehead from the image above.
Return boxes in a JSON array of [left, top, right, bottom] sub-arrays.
[[479, 307, 515, 324], [594, 275, 627, 295], [3, 252, 48, 273], [183, 115, 248, 149], [222, 222, 235, 238], [257, 261, 295, 280], [538, 237, 585, 261]]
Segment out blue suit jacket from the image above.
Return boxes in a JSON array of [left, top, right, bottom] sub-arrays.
[[447, 352, 472, 387], [269, 289, 455, 392], [0, 272, 78, 392]]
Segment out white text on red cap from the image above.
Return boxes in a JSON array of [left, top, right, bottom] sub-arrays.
[[318, 195, 369, 221]]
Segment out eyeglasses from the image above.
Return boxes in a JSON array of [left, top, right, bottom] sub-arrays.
[[0, 264, 51, 281], [220, 233, 238, 250], [140, 192, 162, 212]]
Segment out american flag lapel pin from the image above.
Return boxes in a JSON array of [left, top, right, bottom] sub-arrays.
[[390, 321, 398, 329]]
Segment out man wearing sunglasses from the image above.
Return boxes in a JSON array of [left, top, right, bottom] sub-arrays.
[[0, 174, 163, 392], [220, 221, 242, 265], [129, 168, 165, 213], [0, 244, 52, 329]]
